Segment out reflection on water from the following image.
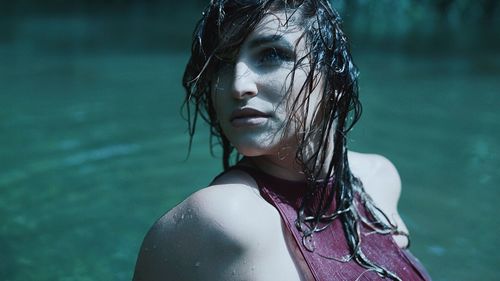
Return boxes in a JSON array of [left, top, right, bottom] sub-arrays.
[[1, 13, 499, 281]]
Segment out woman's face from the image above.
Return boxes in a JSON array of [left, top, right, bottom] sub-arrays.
[[211, 11, 322, 157]]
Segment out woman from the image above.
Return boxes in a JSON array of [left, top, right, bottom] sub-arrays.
[[133, 0, 431, 280]]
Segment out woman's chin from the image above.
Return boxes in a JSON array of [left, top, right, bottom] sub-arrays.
[[235, 147, 266, 158], [233, 142, 275, 158]]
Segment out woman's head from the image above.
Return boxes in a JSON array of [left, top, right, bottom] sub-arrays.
[[183, 0, 361, 174], [210, 11, 323, 161]]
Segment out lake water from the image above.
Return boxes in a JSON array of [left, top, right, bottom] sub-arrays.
[[1, 16, 499, 281]]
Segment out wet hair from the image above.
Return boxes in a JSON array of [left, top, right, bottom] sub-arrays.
[[182, 0, 408, 279]]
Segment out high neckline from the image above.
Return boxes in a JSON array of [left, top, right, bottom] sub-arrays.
[[238, 157, 335, 185]]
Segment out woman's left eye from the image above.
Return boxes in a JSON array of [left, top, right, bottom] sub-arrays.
[[256, 48, 293, 66]]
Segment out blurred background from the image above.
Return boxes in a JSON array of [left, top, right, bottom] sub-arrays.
[[0, 0, 499, 280]]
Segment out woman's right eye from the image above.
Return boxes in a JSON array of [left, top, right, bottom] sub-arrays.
[[256, 47, 293, 67]]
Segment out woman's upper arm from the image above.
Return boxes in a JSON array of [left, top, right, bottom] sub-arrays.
[[350, 153, 410, 247], [366, 154, 402, 209], [372, 155, 410, 246], [132, 188, 246, 281]]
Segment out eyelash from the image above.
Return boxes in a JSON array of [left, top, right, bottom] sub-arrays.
[[256, 47, 293, 66]]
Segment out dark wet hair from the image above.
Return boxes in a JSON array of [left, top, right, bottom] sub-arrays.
[[183, 0, 407, 279]]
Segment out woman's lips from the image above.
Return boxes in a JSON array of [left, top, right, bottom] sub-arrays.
[[230, 108, 270, 127]]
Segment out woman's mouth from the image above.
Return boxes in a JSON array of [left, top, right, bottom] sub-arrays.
[[230, 108, 271, 127]]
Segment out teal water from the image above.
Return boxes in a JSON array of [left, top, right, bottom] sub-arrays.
[[1, 19, 499, 281]]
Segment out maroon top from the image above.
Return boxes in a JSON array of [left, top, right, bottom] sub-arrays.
[[235, 166, 432, 281]]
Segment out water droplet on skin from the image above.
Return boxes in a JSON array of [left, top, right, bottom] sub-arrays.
[[172, 213, 179, 223]]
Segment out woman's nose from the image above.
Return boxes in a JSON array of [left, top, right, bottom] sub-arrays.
[[232, 61, 258, 99]]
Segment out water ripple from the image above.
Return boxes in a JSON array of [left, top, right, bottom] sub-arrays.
[[0, 143, 141, 187], [63, 144, 141, 166]]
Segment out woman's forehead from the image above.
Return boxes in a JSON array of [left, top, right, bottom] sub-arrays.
[[243, 11, 305, 49]]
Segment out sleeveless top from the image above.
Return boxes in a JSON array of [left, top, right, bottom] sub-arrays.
[[234, 165, 432, 281]]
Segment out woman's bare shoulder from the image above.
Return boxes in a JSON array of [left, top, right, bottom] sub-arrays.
[[348, 151, 410, 247], [348, 151, 401, 198], [187, 169, 276, 243], [133, 169, 276, 281]]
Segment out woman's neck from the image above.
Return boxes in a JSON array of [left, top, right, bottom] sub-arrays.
[[243, 154, 306, 182], [241, 141, 336, 182]]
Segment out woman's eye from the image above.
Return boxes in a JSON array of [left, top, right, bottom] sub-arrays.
[[257, 48, 293, 66]]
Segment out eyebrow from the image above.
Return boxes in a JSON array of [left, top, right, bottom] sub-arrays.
[[247, 34, 294, 50]]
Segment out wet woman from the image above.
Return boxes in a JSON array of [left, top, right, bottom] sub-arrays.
[[133, 0, 431, 280]]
